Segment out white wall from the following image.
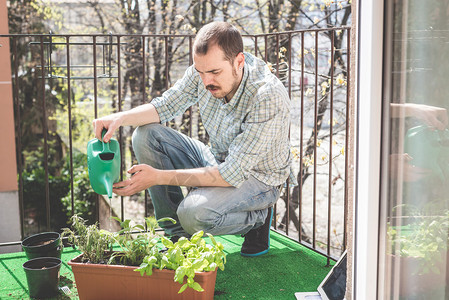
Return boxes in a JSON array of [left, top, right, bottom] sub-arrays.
[[0, 192, 21, 253], [354, 0, 384, 299]]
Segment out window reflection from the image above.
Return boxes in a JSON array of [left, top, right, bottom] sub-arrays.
[[381, 1, 449, 299]]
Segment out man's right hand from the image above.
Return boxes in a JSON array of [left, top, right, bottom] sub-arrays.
[[92, 103, 161, 142], [92, 113, 124, 143]]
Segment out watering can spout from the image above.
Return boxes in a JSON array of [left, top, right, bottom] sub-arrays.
[[103, 177, 113, 199], [87, 130, 121, 198]]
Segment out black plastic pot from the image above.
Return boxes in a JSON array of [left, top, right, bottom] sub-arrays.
[[21, 232, 62, 260], [23, 257, 62, 299]]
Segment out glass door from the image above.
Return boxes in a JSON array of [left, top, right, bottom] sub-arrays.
[[379, 0, 449, 299]]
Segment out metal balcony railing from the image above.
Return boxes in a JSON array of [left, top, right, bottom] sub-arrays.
[[1, 27, 351, 264]]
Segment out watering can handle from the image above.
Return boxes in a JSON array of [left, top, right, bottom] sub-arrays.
[[101, 129, 111, 152], [101, 128, 108, 141]]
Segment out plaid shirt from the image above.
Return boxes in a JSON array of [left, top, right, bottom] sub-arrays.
[[152, 53, 296, 188]]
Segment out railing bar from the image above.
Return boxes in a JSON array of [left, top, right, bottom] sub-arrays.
[[102, 38, 106, 76], [39, 36, 51, 231], [189, 36, 193, 65], [116, 36, 124, 222], [276, 34, 280, 79], [165, 36, 169, 90], [0, 27, 351, 38], [313, 32, 319, 248], [36, 64, 115, 68], [109, 33, 113, 78], [48, 32, 53, 79], [12, 38, 24, 238], [66, 36, 75, 217], [28, 42, 127, 46], [264, 36, 268, 62], [285, 33, 291, 236], [93, 36, 100, 222], [93, 37, 98, 122], [142, 35, 148, 220], [327, 31, 335, 267], [288, 33, 292, 98], [343, 28, 351, 252], [35, 65, 115, 69], [254, 36, 258, 57], [299, 32, 305, 243], [270, 32, 278, 244], [145, 190, 149, 219], [188, 37, 193, 137], [38, 75, 119, 80], [142, 36, 146, 105]]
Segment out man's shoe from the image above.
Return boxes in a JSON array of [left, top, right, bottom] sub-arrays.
[[240, 206, 273, 257]]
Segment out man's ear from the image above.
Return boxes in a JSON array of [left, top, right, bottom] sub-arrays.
[[236, 52, 245, 69]]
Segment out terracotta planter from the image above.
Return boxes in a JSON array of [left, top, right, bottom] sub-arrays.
[[68, 253, 217, 300]]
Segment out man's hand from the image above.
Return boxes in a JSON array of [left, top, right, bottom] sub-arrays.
[[113, 164, 158, 196], [390, 153, 432, 182], [92, 103, 161, 143], [391, 103, 448, 130], [408, 103, 448, 130], [92, 113, 124, 143]]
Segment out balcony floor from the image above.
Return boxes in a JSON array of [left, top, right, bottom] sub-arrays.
[[0, 231, 334, 299]]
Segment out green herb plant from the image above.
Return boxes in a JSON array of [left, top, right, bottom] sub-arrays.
[[62, 215, 113, 264], [387, 209, 449, 275], [108, 216, 175, 266], [136, 230, 226, 293]]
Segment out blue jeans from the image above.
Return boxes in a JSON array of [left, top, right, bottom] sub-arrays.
[[132, 124, 281, 237]]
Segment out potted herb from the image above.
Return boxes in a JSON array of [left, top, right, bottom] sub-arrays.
[[387, 207, 449, 296], [63, 215, 226, 300]]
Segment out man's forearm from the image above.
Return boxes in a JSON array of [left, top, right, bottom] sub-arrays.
[[159, 166, 232, 187], [119, 103, 161, 126]]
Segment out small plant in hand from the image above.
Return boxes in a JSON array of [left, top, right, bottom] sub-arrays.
[[62, 215, 226, 293]]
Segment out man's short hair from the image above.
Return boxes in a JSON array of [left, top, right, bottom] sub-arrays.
[[193, 22, 244, 63]]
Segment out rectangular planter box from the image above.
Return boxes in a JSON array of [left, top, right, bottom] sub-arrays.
[[68, 253, 217, 300]]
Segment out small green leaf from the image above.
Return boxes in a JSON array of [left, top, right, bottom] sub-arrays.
[[161, 236, 174, 248], [191, 282, 204, 292], [190, 231, 204, 244], [206, 233, 218, 246], [178, 283, 188, 294], [157, 217, 177, 224], [134, 224, 145, 231], [174, 266, 187, 283]]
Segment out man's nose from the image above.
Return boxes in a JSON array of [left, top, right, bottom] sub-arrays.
[[202, 74, 214, 86]]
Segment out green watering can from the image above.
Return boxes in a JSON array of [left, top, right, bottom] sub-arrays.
[[87, 129, 121, 199], [404, 125, 449, 182]]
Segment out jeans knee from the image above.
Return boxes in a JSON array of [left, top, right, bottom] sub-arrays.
[[132, 123, 163, 160], [177, 205, 216, 235]]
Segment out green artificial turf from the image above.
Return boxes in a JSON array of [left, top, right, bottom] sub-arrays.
[[0, 247, 80, 299], [214, 233, 334, 299], [0, 232, 334, 299]]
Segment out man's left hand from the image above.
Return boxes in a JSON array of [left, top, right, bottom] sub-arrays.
[[113, 164, 158, 196]]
